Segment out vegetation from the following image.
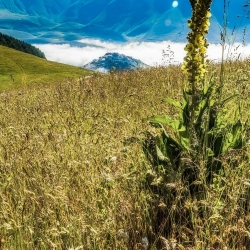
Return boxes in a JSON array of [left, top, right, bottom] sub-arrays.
[[0, 32, 46, 59], [0, 1, 250, 249], [0, 45, 90, 91], [143, 0, 250, 249], [0, 56, 249, 249]]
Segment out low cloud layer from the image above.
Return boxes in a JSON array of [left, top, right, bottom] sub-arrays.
[[34, 39, 250, 67]]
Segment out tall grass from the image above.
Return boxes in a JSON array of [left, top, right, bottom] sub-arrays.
[[0, 67, 185, 249], [0, 58, 249, 249]]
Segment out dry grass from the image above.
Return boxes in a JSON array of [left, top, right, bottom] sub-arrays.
[[0, 61, 249, 249]]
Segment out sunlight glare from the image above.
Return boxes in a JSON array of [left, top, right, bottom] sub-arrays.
[[172, 1, 178, 8]]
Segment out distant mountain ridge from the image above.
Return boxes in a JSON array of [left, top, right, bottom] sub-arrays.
[[0, 32, 46, 58], [0, 0, 248, 44], [83, 52, 149, 73]]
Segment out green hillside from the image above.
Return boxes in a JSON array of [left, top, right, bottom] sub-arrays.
[[0, 32, 46, 59], [0, 45, 90, 91]]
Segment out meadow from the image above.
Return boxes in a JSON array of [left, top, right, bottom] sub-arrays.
[[0, 46, 249, 249], [1, 0, 250, 245], [0, 45, 90, 91]]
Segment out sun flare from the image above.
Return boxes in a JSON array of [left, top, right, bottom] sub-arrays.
[[172, 1, 178, 8]]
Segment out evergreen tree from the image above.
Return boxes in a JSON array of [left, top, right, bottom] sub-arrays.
[[0, 32, 46, 59]]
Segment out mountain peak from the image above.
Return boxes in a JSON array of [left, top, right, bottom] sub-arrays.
[[83, 52, 149, 73]]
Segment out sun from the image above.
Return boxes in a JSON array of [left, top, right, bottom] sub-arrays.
[[172, 1, 178, 8]]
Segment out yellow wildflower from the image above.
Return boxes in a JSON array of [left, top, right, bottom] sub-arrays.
[[181, 0, 212, 92]]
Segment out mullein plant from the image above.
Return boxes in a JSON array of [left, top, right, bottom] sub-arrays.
[[143, 1, 249, 245], [182, 0, 212, 120], [143, 0, 248, 194]]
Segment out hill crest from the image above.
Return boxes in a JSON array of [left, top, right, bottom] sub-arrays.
[[0, 32, 46, 58]]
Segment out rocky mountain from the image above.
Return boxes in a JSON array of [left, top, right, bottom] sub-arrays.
[[83, 52, 149, 73], [0, 0, 248, 44]]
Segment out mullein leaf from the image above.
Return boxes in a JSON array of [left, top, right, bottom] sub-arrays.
[[163, 98, 182, 109], [148, 115, 180, 132], [221, 94, 239, 107]]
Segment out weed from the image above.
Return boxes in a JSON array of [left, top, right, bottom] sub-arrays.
[[143, 0, 250, 248]]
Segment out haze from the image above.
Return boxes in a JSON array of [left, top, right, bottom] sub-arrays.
[[35, 40, 250, 67]]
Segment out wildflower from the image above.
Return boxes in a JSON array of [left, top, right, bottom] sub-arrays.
[[206, 11, 212, 18], [182, 0, 212, 94], [184, 43, 194, 52]]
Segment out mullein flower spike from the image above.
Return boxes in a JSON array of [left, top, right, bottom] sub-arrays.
[[182, 0, 213, 91]]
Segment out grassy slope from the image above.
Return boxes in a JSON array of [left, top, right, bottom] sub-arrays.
[[0, 66, 184, 249], [0, 58, 250, 249], [0, 45, 90, 91]]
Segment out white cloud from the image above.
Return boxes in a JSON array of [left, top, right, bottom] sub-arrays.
[[34, 39, 250, 67], [208, 43, 250, 62]]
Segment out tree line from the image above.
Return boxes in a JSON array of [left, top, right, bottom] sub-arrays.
[[0, 32, 46, 59]]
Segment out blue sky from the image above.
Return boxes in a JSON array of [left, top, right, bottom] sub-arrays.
[[33, 0, 250, 66], [172, 0, 249, 28]]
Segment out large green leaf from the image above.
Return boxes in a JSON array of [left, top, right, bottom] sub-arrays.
[[203, 84, 210, 96], [148, 115, 180, 132], [181, 98, 190, 127], [156, 134, 167, 156], [160, 127, 183, 168], [195, 99, 208, 128], [177, 125, 191, 150], [155, 145, 170, 163], [216, 106, 238, 130], [222, 120, 244, 153], [163, 98, 182, 109], [206, 128, 224, 157], [221, 94, 239, 107]]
